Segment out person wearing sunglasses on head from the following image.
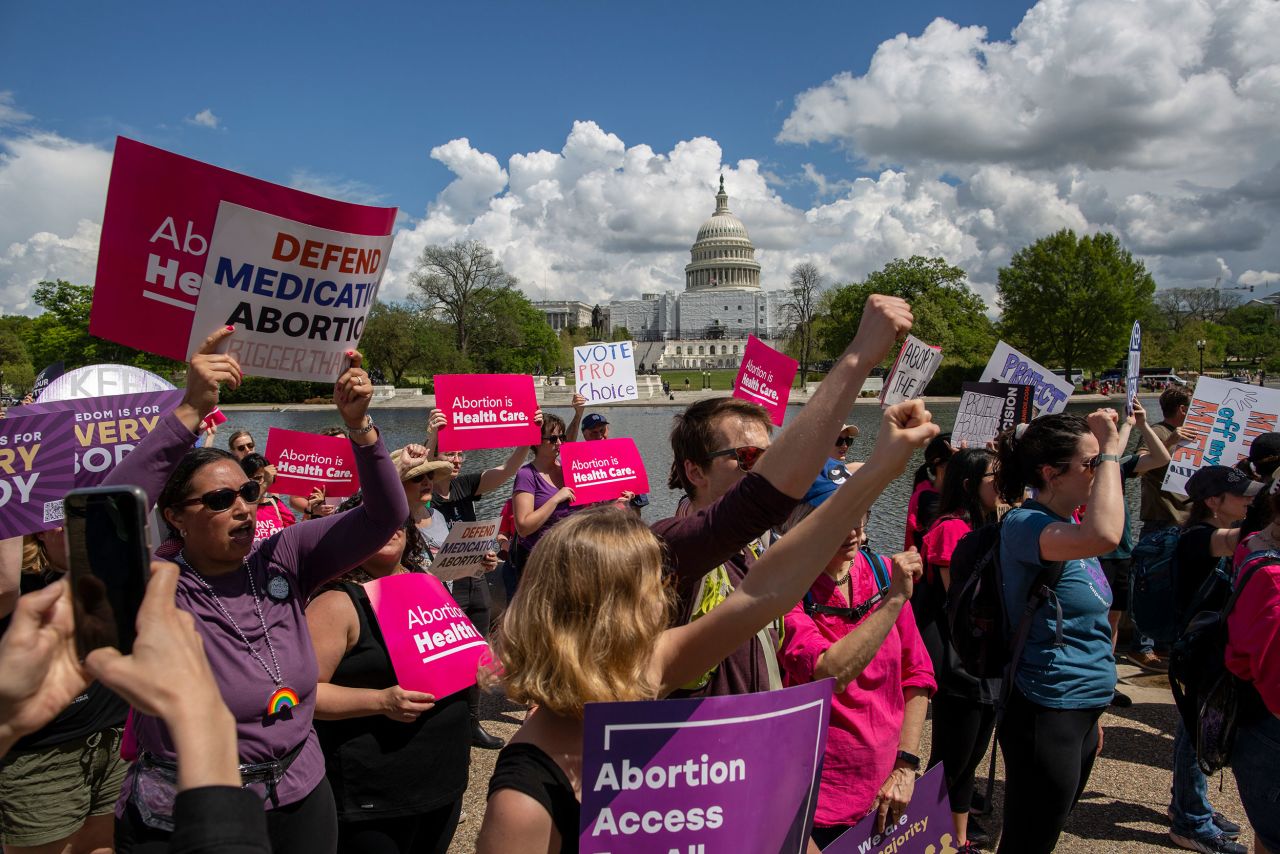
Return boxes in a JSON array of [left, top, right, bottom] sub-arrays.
[[654, 294, 916, 700], [511, 415, 579, 576], [102, 328, 408, 854]]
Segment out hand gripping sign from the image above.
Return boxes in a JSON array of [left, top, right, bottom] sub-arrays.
[[264, 428, 360, 499], [432, 374, 541, 452], [430, 518, 501, 583], [363, 572, 488, 700], [953, 382, 1035, 449], [90, 138, 397, 376], [881, 335, 943, 407], [980, 341, 1075, 416], [0, 412, 77, 538], [1126, 321, 1142, 417], [1161, 377, 1280, 496], [733, 336, 799, 426], [823, 765, 951, 854], [560, 438, 650, 505], [579, 679, 832, 854]]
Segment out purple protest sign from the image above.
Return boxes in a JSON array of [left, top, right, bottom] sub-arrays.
[[580, 679, 832, 854], [823, 765, 951, 854], [0, 412, 77, 538], [23, 390, 185, 488]]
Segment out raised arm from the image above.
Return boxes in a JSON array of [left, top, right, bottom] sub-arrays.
[[0, 536, 21, 619], [1040, 409, 1126, 562], [1131, 399, 1172, 473], [477, 411, 542, 496], [652, 400, 940, 694], [565, 394, 585, 443]]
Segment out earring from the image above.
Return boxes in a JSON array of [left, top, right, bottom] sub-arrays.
[[179, 530, 188, 538]]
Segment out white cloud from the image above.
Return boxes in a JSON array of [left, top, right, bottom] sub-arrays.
[[0, 91, 31, 127], [1239, 269, 1280, 288], [288, 170, 386, 205], [186, 108, 220, 129]]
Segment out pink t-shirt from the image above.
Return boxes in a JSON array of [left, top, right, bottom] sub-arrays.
[[780, 550, 936, 827], [904, 481, 938, 551], [1227, 536, 1280, 716], [920, 516, 972, 585]]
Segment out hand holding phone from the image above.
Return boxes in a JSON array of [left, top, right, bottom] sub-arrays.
[[64, 486, 150, 658]]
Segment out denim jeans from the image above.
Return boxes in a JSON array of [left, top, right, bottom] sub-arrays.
[[1230, 714, 1280, 851], [1170, 720, 1218, 840]]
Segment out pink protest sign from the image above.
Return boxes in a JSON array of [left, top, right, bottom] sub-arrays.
[[560, 438, 649, 505], [90, 137, 397, 364], [363, 572, 487, 699], [253, 501, 287, 544], [433, 374, 541, 452], [263, 428, 360, 498], [733, 335, 798, 426]]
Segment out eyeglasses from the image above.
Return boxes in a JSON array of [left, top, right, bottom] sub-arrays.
[[1057, 456, 1103, 472], [176, 481, 262, 511], [542, 434, 565, 445], [835, 437, 855, 447], [708, 446, 767, 471], [442, 452, 466, 461]]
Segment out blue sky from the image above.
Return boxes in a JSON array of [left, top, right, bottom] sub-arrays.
[[1, 0, 1277, 312]]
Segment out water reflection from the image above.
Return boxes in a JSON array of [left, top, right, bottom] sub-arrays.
[[223, 396, 1152, 550]]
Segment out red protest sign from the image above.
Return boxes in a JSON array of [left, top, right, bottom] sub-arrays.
[[560, 437, 650, 505], [733, 335, 798, 426], [90, 137, 397, 364], [363, 573, 487, 699], [433, 374, 541, 452], [264, 428, 360, 498]]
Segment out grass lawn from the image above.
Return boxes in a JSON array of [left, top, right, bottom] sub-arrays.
[[401, 369, 826, 393]]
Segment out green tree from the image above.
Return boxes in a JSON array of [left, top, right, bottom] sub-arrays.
[[410, 241, 515, 355], [360, 302, 432, 385], [1221, 304, 1280, 369], [469, 290, 560, 375], [819, 256, 995, 366], [611, 326, 632, 342], [997, 230, 1156, 380]]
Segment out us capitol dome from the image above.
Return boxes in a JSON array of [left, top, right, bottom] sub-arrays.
[[684, 175, 762, 292]]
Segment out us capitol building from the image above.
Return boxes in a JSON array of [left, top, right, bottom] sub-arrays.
[[536, 177, 790, 370]]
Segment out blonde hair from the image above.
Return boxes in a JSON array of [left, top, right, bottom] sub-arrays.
[[22, 534, 49, 574], [491, 506, 673, 717]]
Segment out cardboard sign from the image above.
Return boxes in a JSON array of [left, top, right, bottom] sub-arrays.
[[953, 382, 1036, 449], [981, 341, 1075, 416], [560, 438, 650, 505], [579, 679, 832, 853], [574, 341, 638, 403], [38, 364, 175, 402], [432, 374, 541, 452], [1161, 377, 1280, 496], [1126, 321, 1142, 417], [187, 201, 393, 381], [824, 765, 951, 854], [881, 335, 943, 407], [253, 501, 287, 544], [363, 572, 487, 700], [263, 428, 360, 499], [23, 390, 184, 489], [0, 412, 77, 537], [430, 517, 500, 582], [90, 137, 398, 364], [733, 335, 798, 426]]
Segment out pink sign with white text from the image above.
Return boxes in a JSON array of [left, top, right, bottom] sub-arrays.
[[90, 137, 397, 365], [263, 428, 360, 498], [560, 437, 650, 505], [733, 335, 798, 426], [363, 572, 487, 700], [433, 374, 541, 452]]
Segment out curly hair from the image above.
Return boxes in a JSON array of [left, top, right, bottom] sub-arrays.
[[491, 506, 674, 717]]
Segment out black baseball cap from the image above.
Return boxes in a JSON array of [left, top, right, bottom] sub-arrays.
[[582, 413, 609, 429], [1249, 433, 1280, 466], [1185, 465, 1263, 502]]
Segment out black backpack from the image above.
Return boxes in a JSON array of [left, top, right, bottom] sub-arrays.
[[802, 547, 892, 623], [946, 519, 1064, 680], [1168, 548, 1277, 774], [1129, 525, 1183, 645]]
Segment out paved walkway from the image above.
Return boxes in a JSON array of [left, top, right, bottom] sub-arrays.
[[448, 663, 1252, 852]]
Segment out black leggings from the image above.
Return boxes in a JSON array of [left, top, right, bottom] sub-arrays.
[[449, 577, 490, 721], [996, 690, 1104, 854], [117, 777, 338, 854], [337, 799, 462, 854], [928, 693, 997, 813]]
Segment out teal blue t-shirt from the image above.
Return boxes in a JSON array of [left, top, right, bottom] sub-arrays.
[[1000, 501, 1116, 709]]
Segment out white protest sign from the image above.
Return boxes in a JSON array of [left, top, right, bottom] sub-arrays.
[[1161, 377, 1280, 496], [1125, 321, 1142, 417], [429, 517, 500, 582], [573, 341, 638, 403], [881, 334, 943, 407], [981, 341, 1075, 416], [188, 201, 395, 382]]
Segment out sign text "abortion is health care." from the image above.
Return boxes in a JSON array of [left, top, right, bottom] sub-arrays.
[[433, 375, 541, 452], [733, 336, 798, 426]]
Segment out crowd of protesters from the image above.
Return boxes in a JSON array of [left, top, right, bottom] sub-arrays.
[[0, 297, 1276, 854]]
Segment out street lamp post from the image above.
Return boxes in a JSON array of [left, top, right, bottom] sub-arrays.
[[1196, 340, 1206, 377]]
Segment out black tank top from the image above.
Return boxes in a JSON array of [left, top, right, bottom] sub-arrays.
[[314, 580, 470, 820], [488, 742, 580, 852]]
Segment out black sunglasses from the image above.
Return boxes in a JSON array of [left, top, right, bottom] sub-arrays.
[[234, 442, 255, 451], [835, 437, 855, 447], [177, 481, 262, 511], [708, 446, 767, 471], [542, 434, 566, 445]]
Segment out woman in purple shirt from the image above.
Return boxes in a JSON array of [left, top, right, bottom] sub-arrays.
[[511, 414, 578, 568], [108, 330, 407, 854]]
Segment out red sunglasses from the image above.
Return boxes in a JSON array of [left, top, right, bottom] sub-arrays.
[[708, 446, 767, 471]]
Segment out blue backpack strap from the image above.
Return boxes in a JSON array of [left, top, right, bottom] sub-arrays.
[[862, 547, 892, 595]]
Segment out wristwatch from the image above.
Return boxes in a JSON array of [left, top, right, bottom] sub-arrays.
[[1095, 454, 1121, 464], [345, 415, 376, 438], [895, 750, 921, 770]]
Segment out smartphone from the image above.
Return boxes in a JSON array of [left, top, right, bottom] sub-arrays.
[[63, 485, 150, 658]]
